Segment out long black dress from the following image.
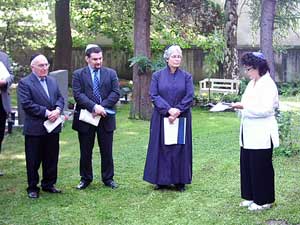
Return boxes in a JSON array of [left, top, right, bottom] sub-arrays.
[[143, 66, 194, 185]]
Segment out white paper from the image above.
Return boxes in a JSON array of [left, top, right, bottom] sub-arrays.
[[210, 102, 232, 112], [79, 109, 101, 126], [163, 118, 186, 145], [43, 116, 64, 133], [0, 62, 10, 80]]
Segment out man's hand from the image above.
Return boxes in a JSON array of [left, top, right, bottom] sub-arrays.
[[94, 104, 107, 117], [0, 80, 7, 87], [48, 109, 60, 122]]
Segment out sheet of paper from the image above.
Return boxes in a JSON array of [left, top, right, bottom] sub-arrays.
[[43, 116, 64, 133], [79, 109, 101, 126], [164, 117, 186, 145], [210, 102, 232, 112], [0, 62, 10, 80]]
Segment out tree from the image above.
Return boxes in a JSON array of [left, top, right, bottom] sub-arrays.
[[260, 0, 276, 79], [53, 0, 72, 74], [223, 0, 239, 79], [130, 0, 152, 120], [247, 0, 300, 80]]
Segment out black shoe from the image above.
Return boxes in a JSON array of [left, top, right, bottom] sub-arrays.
[[76, 181, 90, 190], [28, 191, 39, 199], [175, 184, 186, 192], [105, 181, 118, 189], [42, 186, 62, 193], [154, 185, 168, 190], [0, 171, 3, 176]]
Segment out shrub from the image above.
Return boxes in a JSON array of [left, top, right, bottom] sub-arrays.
[[276, 110, 300, 156]]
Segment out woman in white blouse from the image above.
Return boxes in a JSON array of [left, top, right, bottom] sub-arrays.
[[232, 52, 279, 211]]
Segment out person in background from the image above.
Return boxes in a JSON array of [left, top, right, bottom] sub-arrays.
[[231, 52, 279, 211], [143, 45, 194, 192], [18, 54, 64, 198], [0, 50, 14, 176], [72, 44, 120, 190]]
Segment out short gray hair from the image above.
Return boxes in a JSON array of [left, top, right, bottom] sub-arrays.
[[163, 45, 182, 61]]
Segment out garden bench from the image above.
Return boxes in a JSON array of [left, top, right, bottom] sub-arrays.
[[199, 78, 240, 95]]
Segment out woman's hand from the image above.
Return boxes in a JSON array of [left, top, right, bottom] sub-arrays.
[[168, 116, 176, 124], [231, 102, 244, 109], [168, 108, 181, 117]]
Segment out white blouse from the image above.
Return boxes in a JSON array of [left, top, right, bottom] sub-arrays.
[[240, 72, 279, 149]]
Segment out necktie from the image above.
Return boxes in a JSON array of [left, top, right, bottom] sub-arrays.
[[93, 69, 102, 104], [40, 77, 50, 98]]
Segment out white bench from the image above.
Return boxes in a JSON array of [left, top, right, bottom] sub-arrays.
[[199, 78, 240, 94]]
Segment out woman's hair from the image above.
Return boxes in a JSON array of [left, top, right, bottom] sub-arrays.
[[241, 52, 270, 76], [163, 45, 182, 61]]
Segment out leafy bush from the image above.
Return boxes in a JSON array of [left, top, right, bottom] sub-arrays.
[[277, 81, 300, 96], [276, 110, 300, 156], [198, 92, 241, 106]]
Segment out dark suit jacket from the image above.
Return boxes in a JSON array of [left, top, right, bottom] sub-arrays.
[[18, 73, 64, 136], [72, 66, 120, 133], [0, 51, 14, 113]]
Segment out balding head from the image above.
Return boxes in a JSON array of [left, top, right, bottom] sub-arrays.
[[30, 54, 49, 78]]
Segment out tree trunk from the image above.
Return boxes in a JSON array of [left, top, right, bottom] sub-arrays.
[[130, 0, 152, 120], [53, 0, 72, 79], [223, 0, 239, 79], [260, 0, 276, 80]]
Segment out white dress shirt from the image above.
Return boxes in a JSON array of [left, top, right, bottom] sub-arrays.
[[240, 72, 279, 149]]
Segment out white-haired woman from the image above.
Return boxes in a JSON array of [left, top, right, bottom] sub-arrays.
[[143, 45, 194, 192]]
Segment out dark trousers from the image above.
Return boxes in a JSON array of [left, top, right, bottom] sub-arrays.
[[0, 96, 7, 152], [240, 147, 275, 205], [78, 126, 114, 184], [25, 134, 60, 192]]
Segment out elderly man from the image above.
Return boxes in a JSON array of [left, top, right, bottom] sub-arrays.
[[72, 44, 120, 190], [18, 54, 64, 198], [0, 50, 14, 176]]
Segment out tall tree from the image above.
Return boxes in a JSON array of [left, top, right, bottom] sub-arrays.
[[130, 0, 152, 120], [260, 0, 276, 79], [223, 0, 239, 79], [53, 0, 72, 74]]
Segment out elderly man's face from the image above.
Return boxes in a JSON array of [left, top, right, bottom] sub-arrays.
[[31, 55, 49, 78], [86, 52, 103, 69]]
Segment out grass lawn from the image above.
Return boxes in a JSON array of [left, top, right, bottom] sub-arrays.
[[0, 105, 300, 225]]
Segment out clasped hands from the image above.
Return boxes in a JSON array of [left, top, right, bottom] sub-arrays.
[[93, 104, 107, 117], [168, 108, 181, 123], [47, 109, 61, 122]]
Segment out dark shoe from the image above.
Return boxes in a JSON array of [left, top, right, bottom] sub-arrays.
[[42, 186, 62, 193], [105, 181, 118, 189], [175, 184, 186, 192], [28, 191, 39, 199], [76, 181, 90, 190], [0, 171, 3, 176], [154, 185, 168, 190]]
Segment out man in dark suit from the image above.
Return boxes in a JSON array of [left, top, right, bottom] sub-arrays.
[[18, 54, 64, 198], [72, 44, 120, 190], [0, 50, 14, 176]]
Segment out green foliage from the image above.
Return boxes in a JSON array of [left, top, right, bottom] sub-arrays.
[[128, 55, 166, 73], [277, 81, 300, 96], [0, 0, 55, 55], [198, 92, 241, 106], [128, 55, 153, 74], [276, 110, 300, 156], [238, 77, 250, 95]]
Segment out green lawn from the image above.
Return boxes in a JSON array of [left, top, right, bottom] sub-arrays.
[[1, 105, 300, 225]]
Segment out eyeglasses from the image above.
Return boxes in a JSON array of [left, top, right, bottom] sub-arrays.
[[245, 67, 253, 72], [34, 63, 50, 68], [170, 55, 182, 59]]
